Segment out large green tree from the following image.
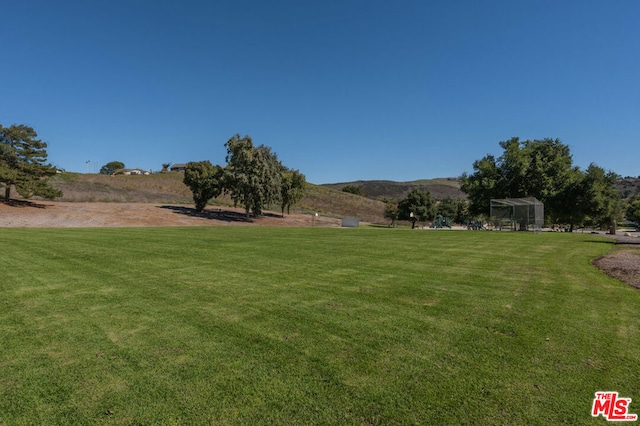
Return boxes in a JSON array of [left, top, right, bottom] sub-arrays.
[[398, 188, 436, 223], [280, 168, 306, 217], [626, 198, 640, 226], [183, 161, 223, 212], [462, 138, 574, 219], [223, 134, 283, 220], [459, 154, 502, 217], [0, 124, 62, 203], [383, 200, 399, 227], [461, 137, 620, 229], [436, 197, 469, 224], [579, 164, 621, 229], [99, 161, 125, 175], [553, 170, 588, 228]]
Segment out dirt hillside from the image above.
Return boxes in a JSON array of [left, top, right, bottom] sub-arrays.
[[0, 201, 341, 228]]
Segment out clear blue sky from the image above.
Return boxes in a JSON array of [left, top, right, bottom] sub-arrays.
[[2, 0, 638, 183]]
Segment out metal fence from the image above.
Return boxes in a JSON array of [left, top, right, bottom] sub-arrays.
[[490, 198, 544, 232]]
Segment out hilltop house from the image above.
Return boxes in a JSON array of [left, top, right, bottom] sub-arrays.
[[170, 163, 187, 172], [112, 168, 151, 176]]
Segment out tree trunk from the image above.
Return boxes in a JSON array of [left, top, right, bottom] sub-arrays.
[[4, 186, 10, 203]]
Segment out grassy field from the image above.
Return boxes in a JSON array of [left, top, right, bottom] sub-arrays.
[[1, 228, 638, 424]]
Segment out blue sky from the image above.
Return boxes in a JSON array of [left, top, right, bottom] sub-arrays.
[[2, 1, 638, 183]]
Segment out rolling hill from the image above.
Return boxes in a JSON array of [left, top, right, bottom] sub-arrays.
[[321, 178, 466, 200], [19, 172, 640, 225], [47, 172, 389, 224]]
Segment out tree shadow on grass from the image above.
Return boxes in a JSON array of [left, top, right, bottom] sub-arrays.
[[1, 198, 49, 209], [594, 233, 640, 246], [615, 240, 640, 246], [584, 239, 616, 245], [158, 205, 282, 223]]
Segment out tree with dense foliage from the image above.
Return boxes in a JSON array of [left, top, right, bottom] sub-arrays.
[[280, 168, 306, 217], [183, 161, 223, 212], [626, 198, 640, 226], [461, 137, 621, 229], [182, 135, 304, 219], [579, 164, 621, 230], [461, 137, 576, 219], [552, 170, 588, 229], [342, 185, 365, 196], [436, 198, 469, 224], [99, 161, 125, 175], [398, 188, 436, 224], [223, 134, 283, 220], [161, 163, 172, 173], [383, 200, 399, 227], [459, 154, 502, 217], [0, 124, 62, 203]]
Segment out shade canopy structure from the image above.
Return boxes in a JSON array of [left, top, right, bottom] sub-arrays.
[[490, 198, 544, 232]]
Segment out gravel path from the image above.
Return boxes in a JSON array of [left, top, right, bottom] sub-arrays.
[[592, 232, 640, 290]]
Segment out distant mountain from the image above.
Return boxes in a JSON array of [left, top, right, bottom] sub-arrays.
[[323, 176, 640, 202], [321, 178, 466, 201], [616, 176, 640, 200]]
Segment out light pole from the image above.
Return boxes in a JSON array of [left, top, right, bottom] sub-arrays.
[[85, 160, 90, 174]]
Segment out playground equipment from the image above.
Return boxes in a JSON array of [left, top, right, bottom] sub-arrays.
[[466, 220, 485, 230], [433, 214, 452, 229]]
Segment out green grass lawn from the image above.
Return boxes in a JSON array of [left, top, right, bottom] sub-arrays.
[[1, 227, 638, 424]]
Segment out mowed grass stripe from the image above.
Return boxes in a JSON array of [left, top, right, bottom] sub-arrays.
[[0, 227, 638, 424]]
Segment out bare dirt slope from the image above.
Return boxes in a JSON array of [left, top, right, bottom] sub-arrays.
[[0, 201, 340, 228], [592, 234, 640, 290]]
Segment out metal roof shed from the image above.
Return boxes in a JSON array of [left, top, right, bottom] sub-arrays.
[[490, 198, 544, 232]]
